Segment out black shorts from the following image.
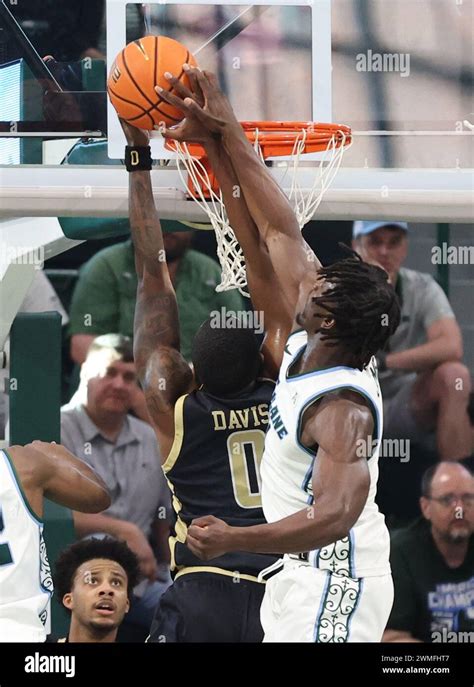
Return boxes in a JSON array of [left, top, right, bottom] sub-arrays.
[[148, 572, 265, 643]]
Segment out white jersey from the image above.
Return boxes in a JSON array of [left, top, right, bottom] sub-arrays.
[[0, 450, 53, 642], [261, 330, 390, 577]]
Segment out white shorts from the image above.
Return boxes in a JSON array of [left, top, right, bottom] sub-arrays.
[[260, 560, 393, 642]]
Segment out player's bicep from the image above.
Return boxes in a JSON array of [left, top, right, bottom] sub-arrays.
[[139, 346, 193, 446], [309, 401, 373, 527]]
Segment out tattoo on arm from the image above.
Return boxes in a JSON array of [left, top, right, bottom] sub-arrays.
[[129, 170, 191, 411]]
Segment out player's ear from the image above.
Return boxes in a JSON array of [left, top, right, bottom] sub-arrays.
[[321, 316, 335, 330], [62, 593, 73, 611], [125, 597, 131, 614]]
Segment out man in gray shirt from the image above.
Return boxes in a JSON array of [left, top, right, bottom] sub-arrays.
[[353, 221, 471, 461], [61, 333, 171, 637]]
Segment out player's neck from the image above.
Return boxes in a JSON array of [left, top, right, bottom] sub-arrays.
[[301, 333, 359, 371], [68, 618, 118, 643]]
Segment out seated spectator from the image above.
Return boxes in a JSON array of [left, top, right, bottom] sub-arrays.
[[68, 236, 245, 365], [54, 537, 139, 642], [383, 462, 474, 642], [353, 220, 471, 461], [60, 334, 171, 640]]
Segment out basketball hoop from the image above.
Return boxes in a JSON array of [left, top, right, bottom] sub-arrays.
[[165, 121, 352, 295]]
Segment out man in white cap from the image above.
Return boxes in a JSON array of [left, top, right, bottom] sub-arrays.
[[353, 220, 471, 462]]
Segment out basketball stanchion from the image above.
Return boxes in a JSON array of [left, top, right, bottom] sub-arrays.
[[166, 121, 353, 296]]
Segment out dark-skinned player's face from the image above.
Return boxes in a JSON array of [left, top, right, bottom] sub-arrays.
[[296, 275, 335, 334]]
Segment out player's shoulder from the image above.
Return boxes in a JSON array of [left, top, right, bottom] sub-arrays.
[[318, 389, 374, 421], [3, 444, 46, 487]]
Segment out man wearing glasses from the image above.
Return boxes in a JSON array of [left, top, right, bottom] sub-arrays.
[[383, 462, 474, 642]]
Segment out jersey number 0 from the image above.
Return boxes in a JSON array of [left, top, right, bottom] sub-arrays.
[[227, 430, 266, 509]]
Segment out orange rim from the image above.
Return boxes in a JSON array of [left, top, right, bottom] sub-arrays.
[[165, 120, 352, 159]]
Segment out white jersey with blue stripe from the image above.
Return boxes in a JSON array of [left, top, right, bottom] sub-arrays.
[[260, 330, 390, 578], [0, 450, 53, 642]]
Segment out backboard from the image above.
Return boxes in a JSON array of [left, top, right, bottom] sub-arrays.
[[106, 0, 332, 159], [0, 0, 472, 222]]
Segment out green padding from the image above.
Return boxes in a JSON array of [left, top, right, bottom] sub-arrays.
[[58, 139, 203, 240], [10, 312, 75, 637], [60, 216, 131, 241]]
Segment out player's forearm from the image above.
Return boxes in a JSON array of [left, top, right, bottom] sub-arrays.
[[129, 169, 181, 357], [221, 125, 302, 244], [32, 441, 107, 492], [129, 170, 168, 284], [203, 139, 262, 261], [229, 502, 352, 555], [387, 336, 462, 372]]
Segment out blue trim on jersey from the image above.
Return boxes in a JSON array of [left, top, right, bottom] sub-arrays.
[[346, 577, 363, 641], [287, 357, 360, 382], [1, 451, 43, 528], [349, 530, 355, 578], [301, 456, 315, 504], [313, 570, 331, 642]]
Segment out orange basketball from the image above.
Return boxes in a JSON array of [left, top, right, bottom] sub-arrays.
[[107, 35, 197, 130]]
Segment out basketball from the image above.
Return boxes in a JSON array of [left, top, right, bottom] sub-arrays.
[[107, 35, 197, 130]]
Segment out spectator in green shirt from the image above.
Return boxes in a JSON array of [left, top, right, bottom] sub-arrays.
[[69, 236, 245, 365]]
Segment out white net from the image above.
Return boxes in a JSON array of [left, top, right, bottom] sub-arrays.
[[169, 127, 351, 296]]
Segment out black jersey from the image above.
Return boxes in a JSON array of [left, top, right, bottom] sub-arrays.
[[164, 379, 278, 578]]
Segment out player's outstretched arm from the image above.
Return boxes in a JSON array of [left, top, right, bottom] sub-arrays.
[[186, 394, 372, 558], [122, 121, 193, 456], [24, 441, 111, 513], [159, 73, 293, 374], [160, 67, 321, 318]]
